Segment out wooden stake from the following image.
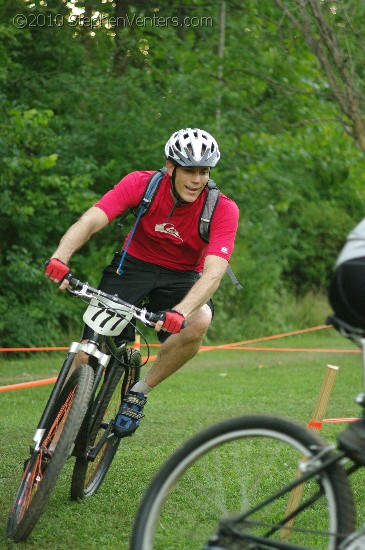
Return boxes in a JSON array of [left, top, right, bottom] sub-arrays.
[[309, 365, 339, 430], [133, 334, 140, 350], [280, 364, 339, 541]]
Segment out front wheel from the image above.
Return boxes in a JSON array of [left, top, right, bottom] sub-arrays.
[[70, 348, 141, 499], [131, 415, 355, 550], [6, 364, 94, 542]]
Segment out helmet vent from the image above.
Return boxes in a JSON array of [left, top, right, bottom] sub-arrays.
[[164, 128, 220, 168]]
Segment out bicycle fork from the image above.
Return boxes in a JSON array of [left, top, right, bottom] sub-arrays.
[[32, 340, 111, 452], [86, 348, 142, 461]]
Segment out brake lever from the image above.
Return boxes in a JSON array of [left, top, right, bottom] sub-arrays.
[[66, 288, 77, 296], [134, 308, 155, 327], [66, 284, 93, 299]]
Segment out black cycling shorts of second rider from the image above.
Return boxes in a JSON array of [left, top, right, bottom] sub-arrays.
[[329, 256, 365, 330]]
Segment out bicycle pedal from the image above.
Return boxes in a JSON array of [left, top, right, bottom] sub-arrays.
[[42, 455, 51, 465], [202, 534, 227, 550]]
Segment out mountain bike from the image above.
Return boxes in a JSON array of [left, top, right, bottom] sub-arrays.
[[6, 274, 163, 542], [131, 314, 365, 550]]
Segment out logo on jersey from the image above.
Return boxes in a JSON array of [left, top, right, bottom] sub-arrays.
[[155, 223, 183, 241], [221, 246, 228, 254]]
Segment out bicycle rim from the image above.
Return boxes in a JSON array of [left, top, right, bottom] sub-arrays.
[[71, 367, 126, 500], [131, 415, 355, 550], [6, 364, 94, 542], [71, 350, 141, 499]]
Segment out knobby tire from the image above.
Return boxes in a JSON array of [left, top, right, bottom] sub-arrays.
[[70, 349, 141, 499], [130, 415, 355, 550], [6, 364, 94, 542]]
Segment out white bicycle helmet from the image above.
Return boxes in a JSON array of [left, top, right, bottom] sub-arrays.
[[165, 128, 220, 167]]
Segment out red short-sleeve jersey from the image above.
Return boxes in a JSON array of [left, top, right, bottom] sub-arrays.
[[95, 171, 239, 272]]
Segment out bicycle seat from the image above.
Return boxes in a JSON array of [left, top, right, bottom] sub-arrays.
[[326, 314, 365, 340]]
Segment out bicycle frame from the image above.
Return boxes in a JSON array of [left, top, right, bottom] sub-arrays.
[[31, 275, 161, 453], [129, 312, 365, 550], [82, 334, 137, 462], [7, 274, 164, 543], [217, 315, 365, 548], [31, 335, 110, 452]]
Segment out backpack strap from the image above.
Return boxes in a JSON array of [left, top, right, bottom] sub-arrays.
[[116, 167, 167, 275], [199, 180, 220, 242], [200, 180, 243, 290], [226, 265, 243, 290], [118, 167, 167, 229], [132, 166, 167, 217]]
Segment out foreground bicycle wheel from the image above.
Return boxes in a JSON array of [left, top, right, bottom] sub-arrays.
[[6, 364, 94, 542], [70, 349, 141, 499], [131, 415, 355, 550]]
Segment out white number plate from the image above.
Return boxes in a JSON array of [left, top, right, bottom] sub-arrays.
[[83, 296, 133, 336]]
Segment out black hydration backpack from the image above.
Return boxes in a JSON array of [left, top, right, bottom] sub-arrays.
[[118, 167, 220, 243], [118, 167, 242, 288]]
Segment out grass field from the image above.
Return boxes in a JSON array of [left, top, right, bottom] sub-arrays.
[[1, 327, 365, 549]]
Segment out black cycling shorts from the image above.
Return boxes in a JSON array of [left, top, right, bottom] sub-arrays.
[[82, 252, 214, 344], [329, 257, 365, 329]]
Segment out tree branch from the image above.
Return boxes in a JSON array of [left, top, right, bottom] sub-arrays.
[[275, 0, 365, 151], [225, 67, 331, 98]]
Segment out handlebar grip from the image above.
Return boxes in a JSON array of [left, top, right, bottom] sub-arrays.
[[147, 312, 166, 324], [151, 311, 187, 331], [64, 271, 82, 288]]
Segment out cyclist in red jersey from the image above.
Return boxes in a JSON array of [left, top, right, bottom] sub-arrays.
[[45, 128, 239, 437]]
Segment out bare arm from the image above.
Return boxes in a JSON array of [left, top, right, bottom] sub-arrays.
[[173, 255, 228, 318], [51, 206, 109, 263], [47, 206, 109, 288]]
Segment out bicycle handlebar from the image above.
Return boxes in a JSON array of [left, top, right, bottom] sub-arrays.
[[64, 272, 164, 328]]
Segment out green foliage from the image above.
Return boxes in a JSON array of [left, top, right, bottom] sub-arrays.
[[0, 104, 98, 346]]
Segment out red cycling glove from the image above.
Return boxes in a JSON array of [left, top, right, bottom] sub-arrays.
[[45, 258, 70, 281], [160, 310, 186, 333]]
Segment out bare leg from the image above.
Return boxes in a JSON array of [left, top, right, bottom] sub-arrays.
[[144, 304, 212, 388], [113, 306, 212, 437]]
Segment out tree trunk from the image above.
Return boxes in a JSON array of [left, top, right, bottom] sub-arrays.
[[275, 0, 365, 152], [114, 0, 129, 74], [216, 1, 226, 131]]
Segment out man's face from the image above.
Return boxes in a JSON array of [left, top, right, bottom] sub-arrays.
[[167, 161, 210, 203]]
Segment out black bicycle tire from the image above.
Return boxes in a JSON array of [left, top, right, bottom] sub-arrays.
[[130, 414, 355, 550], [70, 348, 141, 499], [70, 364, 124, 499], [6, 364, 94, 542]]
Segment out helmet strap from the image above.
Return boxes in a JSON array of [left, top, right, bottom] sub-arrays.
[[170, 165, 188, 205]]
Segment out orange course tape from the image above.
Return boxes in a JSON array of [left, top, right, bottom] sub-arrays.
[[0, 377, 57, 393], [0, 324, 333, 353], [215, 347, 361, 353], [200, 325, 334, 351], [0, 347, 68, 352], [0, 324, 350, 393], [323, 418, 359, 423]]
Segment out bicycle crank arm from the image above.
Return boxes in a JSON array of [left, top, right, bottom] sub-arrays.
[[86, 421, 115, 461]]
